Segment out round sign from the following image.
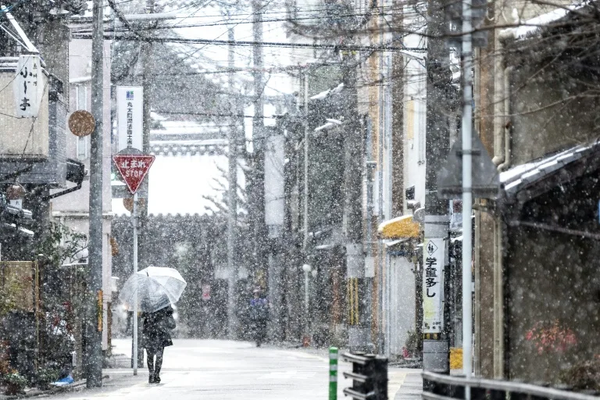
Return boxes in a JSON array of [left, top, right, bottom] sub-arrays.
[[68, 110, 95, 137], [123, 197, 146, 212], [6, 183, 26, 200]]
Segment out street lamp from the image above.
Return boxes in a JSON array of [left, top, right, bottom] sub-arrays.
[[302, 263, 311, 346]]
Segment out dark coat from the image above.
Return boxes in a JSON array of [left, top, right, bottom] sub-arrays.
[[249, 298, 269, 322], [142, 306, 175, 353]]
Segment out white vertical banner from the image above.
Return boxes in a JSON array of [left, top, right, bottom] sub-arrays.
[[13, 55, 43, 118], [117, 86, 143, 152], [264, 134, 285, 234], [423, 237, 445, 333]]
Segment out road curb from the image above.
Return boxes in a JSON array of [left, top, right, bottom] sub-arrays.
[[0, 375, 110, 400]]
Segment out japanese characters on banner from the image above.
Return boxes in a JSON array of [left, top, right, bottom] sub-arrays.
[[423, 238, 445, 333], [116, 86, 143, 152], [13, 55, 43, 118]]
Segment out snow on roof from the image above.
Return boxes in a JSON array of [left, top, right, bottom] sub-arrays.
[[314, 120, 343, 133], [151, 112, 167, 121], [152, 120, 223, 136], [310, 83, 345, 101], [503, 2, 587, 40], [112, 151, 244, 216], [500, 141, 600, 197]]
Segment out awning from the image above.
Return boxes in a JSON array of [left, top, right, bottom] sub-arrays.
[[378, 215, 420, 239]]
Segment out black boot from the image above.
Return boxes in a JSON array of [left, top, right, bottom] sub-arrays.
[[147, 354, 155, 383], [154, 350, 163, 384]]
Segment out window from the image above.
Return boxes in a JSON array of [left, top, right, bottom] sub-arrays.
[[76, 85, 88, 111], [77, 136, 89, 160]]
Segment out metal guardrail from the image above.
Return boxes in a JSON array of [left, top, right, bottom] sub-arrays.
[[342, 352, 388, 400], [423, 371, 600, 400]]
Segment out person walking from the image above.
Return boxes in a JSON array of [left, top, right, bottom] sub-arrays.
[[249, 289, 269, 347], [142, 305, 176, 383]]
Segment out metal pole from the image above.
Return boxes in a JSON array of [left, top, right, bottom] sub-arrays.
[[329, 347, 338, 400], [86, 0, 104, 388], [132, 192, 139, 375], [462, 0, 474, 395], [303, 73, 309, 250], [142, 0, 155, 156], [304, 270, 309, 337], [342, 55, 366, 353], [136, 1, 154, 368], [226, 21, 239, 341], [377, 4, 386, 355], [423, 0, 453, 374]]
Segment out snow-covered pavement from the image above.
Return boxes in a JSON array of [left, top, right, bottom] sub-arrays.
[[50, 339, 420, 400]]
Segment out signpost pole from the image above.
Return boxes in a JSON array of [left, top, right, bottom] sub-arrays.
[[85, 0, 104, 387], [132, 191, 139, 376], [112, 154, 154, 376], [461, 0, 474, 395]]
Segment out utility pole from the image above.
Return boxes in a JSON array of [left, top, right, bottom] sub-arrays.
[[343, 61, 366, 352], [423, 0, 453, 375], [140, 0, 155, 239], [136, 0, 155, 367], [461, 0, 474, 392], [226, 21, 239, 340], [86, 0, 104, 387], [251, 0, 266, 295]]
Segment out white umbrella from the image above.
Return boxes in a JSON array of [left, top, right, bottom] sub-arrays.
[[119, 266, 187, 313]]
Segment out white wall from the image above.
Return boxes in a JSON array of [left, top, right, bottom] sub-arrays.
[[403, 33, 427, 213], [386, 254, 417, 357]]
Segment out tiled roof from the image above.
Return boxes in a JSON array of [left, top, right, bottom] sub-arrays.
[[500, 140, 600, 199]]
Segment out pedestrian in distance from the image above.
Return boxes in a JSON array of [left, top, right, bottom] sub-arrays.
[[249, 288, 269, 347], [142, 305, 176, 384]]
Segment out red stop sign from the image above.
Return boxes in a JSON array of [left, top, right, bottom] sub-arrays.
[[113, 154, 155, 194]]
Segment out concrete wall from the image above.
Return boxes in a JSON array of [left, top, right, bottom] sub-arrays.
[[386, 254, 416, 358], [52, 39, 112, 213]]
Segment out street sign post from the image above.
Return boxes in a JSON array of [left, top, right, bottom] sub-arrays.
[[112, 153, 154, 376]]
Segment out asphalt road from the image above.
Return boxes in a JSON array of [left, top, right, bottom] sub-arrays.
[[50, 339, 421, 400]]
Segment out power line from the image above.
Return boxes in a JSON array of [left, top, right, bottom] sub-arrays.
[[73, 33, 426, 51], [152, 0, 277, 78], [155, 110, 280, 118], [72, 10, 419, 32]]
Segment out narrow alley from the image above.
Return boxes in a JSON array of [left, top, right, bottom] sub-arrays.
[[49, 339, 421, 400]]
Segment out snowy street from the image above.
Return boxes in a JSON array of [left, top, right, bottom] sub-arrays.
[[48, 339, 420, 400]]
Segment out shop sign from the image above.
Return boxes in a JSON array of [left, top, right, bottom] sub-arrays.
[[423, 238, 445, 333]]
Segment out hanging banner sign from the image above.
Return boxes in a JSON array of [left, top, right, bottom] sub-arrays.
[[264, 134, 285, 231], [13, 55, 44, 118], [116, 86, 143, 152], [423, 238, 445, 334]]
